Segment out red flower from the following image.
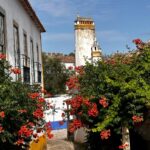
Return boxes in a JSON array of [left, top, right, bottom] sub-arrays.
[[132, 38, 143, 45], [68, 66, 73, 70], [38, 97, 45, 103], [11, 68, 21, 74], [15, 139, 24, 146], [28, 92, 39, 99], [0, 53, 6, 59], [33, 108, 43, 118], [0, 111, 5, 118], [46, 128, 53, 139], [69, 119, 82, 133], [0, 125, 4, 133], [66, 76, 79, 90], [88, 103, 99, 117], [99, 97, 108, 108], [75, 66, 84, 75], [100, 129, 111, 140], [132, 115, 143, 123], [18, 125, 33, 137], [27, 122, 35, 127], [65, 100, 71, 105], [83, 99, 91, 107], [70, 95, 84, 109], [69, 123, 76, 133], [118, 143, 129, 149], [61, 113, 65, 118]]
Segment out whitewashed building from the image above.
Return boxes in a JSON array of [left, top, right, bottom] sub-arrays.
[[0, 0, 45, 85], [74, 16, 102, 66]]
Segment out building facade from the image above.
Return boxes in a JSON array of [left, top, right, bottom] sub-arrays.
[[46, 52, 75, 69], [74, 16, 102, 66], [0, 0, 45, 85]]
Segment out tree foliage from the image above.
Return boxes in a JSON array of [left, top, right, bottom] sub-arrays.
[[42, 53, 69, 95], [0, 55, 53, 149], [64, 40, 150, 149]]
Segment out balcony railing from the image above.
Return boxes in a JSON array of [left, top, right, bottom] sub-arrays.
[[21, 54, 30, 67]]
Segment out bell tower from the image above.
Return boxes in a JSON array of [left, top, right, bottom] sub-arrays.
[[74, 16, 101, 66], [91, 40, 102, 63], [74, 16, 95, 66]]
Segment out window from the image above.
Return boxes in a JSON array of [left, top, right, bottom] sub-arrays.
[[22, 32, 30, 83], [36, 44, 39, 62], [13, 25, 20, 68], [23, 33, 28, 56], [0, 13, 4, 52], [30, 39, 34, 83]]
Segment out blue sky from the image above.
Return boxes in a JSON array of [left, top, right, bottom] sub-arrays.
[[29, 0, 150, 55]]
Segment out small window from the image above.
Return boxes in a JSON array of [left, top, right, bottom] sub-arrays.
[[13, 24, 20, 68], [30, 39, 35, 83], [36, 44, 39, 62], [0, 13, 4, 52], [23, 33, 28, 56]]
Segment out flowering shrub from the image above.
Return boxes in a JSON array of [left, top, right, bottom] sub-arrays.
[[64, 39, 150, 149], [0, 55, 53, 149]]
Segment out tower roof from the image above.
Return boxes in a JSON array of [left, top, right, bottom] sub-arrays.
[[74, 16, 95, 30], [75, 16, 93, 22]]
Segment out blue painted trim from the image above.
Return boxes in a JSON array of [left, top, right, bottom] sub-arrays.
[[50, 121, 67, 130]]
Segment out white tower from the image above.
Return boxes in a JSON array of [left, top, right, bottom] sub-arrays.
[[74, 17, 95, 66], [91, 40, 102, 64], [74, 16, 102, 66]]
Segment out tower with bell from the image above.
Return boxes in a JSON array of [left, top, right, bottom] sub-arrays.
[[74, 16, 102, 66]]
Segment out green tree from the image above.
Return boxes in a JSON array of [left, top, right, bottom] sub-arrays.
[[0, 54, 52, 149], [42, 53, 68, 95]]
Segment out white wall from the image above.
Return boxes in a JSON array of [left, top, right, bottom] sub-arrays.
[[63, 62, 75, 69], [45, 95, 72, 122], [0, 0, 43, 84]]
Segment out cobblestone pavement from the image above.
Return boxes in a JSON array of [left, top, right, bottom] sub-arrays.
[[47, 129, 86, 150]]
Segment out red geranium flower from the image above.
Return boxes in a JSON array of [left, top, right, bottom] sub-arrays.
[[15, 139, 24, 146], [68, 66, 73, 70], [11, 67, 21, 74], [99, 97, 108, 108], [100, 129, 111, 140], [18, 125, 33, 137], [88, 103, 99, 117], [38, 97, 45, 103], [33, 108, 43, 118], [0, 125, 4, 133], [132, 115, 143, 123], [28, 92, 40, 99], [0, 53, 6, 59], [0, 111, 5, 118], [132, 38, 143, 45]]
